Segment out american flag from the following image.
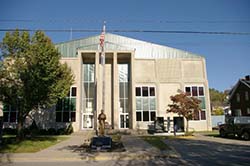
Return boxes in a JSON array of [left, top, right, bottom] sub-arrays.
[[100, 31, 105, 48]]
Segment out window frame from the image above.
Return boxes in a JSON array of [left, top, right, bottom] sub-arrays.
[[3, 104, 18, 123], [185, 85, 206, 121], [56, 86, 77, 122], [135, 86, 156, 122]]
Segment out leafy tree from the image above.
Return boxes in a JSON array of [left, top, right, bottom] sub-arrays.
[[167, 92, 201, 132], [0, 30, 74, 140], [209, 88, 227, 107]]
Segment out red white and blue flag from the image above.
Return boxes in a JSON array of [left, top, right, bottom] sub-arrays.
[[100, 23, 105, 49]]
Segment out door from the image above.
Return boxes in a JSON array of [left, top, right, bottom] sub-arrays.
[[120, 113, 129, 129], [82, 113, 93, 129], [174, 117, 184, 132]]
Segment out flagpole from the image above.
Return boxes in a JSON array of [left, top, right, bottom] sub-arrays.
[[101, 21, 106, 113]]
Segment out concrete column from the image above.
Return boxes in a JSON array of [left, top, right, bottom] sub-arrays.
[[113, 52, 119, 129], [77, 51, 82, 131], [131, 51, 136, 129], [94, 52, 100, 131]]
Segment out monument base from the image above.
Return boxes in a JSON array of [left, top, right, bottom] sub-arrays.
[[90, 136, 112, 151]]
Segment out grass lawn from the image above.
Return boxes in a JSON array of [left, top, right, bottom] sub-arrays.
[[0, 135, 68, 153], [141, 136, 171, 150]]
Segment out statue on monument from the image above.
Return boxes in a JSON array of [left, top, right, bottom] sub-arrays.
[[98, 109, 106, 137]]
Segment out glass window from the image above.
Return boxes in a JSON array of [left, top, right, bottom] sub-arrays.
[[119, 83, 125, 98], [185, 87, 191, 96], [192, 87, 198, 96], [193, 111, 199, 120], [143, 111, 149, 121], [136, 112, 142, 121], [63, 98, 70, 111], [150, 111, 156, 121], [3, 104, 18, 123], [124, 82, 129, 98], [10, 112, 17, 122], [71, 112, 76, 122], [150, 87, 155, 96], [201, 111, 206, 120], [198, 87, 204, 96], [143, 98, 149, 111], [136, 87, 141, 96], [89, 83, 95, 98], [56, 112, 62, 122], [136, 86, 157, 122], [185, 85, 206, 121], [63, 112, 69, 122], [142, 87, 148, 97], [83, 83, 88, 98], [3, 112, 9, 122], [149, 98, 156, 110], [56, 87, 77, 122], [70, 98, 76, 111], [3, 104, 9, 112], [124, 99, 128, 113], [71, 87, 77, 97], [136, 98, 142, 110], [199, 97, 206, 109]]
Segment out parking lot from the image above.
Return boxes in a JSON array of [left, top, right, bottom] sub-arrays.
[[164, 134, 250, 166]]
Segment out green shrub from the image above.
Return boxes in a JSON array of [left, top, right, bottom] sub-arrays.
[[3, 128, 17, 135], [47, 128, 57, 135]]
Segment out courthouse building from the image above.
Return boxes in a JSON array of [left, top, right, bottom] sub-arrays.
[[2, 33, 212, 132]]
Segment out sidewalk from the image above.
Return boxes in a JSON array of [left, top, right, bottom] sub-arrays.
[[0, 132, 178, 163]]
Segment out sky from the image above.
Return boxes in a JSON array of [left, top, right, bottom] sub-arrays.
[[0, 0, 250, 92]]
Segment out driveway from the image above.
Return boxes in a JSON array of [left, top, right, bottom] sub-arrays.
[[164, 134, 250, 166]]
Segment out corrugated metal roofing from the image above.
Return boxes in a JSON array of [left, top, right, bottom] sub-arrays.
[[55, 33, 203, 59]]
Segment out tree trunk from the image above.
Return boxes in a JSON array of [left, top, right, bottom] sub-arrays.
[[16, 111, 24, 141]]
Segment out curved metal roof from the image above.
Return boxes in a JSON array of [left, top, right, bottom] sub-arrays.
[[56, 33, 203, 59]]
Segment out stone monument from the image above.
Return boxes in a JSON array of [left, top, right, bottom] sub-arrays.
[[91, 109, 112, 151]]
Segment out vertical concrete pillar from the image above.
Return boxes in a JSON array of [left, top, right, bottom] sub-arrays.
[[77, 51, 82, 131], [131, 51, 136, 129], [113, 52, 119, 129]]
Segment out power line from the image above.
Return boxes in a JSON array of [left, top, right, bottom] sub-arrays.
[[1, 19, 250, 24], [0, 28, 250, 35]]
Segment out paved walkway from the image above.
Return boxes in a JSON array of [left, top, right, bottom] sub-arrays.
[[0, 131, 175, 163]]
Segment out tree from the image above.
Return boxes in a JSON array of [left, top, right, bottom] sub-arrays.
[[209, 88, 227, 107], [0, 30, 74, 140], [167, 91, 201, 132]]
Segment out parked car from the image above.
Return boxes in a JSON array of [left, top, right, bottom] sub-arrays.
[[219, 116, 250, 140]]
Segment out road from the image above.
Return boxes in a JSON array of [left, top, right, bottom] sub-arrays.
[[164, 135, 250, 166]]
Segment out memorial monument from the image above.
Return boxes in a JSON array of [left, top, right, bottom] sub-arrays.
[[90, 22, 112, 151]]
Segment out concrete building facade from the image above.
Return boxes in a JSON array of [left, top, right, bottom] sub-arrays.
[[1, 33, 212, 132], [55, 33, 212, 132]]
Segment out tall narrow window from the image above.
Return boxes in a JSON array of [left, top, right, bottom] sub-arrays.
[[56, 86, 77, 122], [185, 86, 206, 120], [3, 104, 18, 123], [82, 64, 95, 128], [119, 64, 129, 128], [136, 86, 156, 122]]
